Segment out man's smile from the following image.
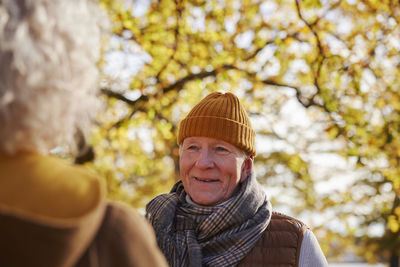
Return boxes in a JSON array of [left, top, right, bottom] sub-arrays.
[[194, 176, 219, 183]]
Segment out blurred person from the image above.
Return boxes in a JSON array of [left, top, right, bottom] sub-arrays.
[[0, 0, 167, 266], [146, 92, 328, 267]]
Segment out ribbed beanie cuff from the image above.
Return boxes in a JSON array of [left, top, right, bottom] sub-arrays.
[[178, 92, 256, 155]]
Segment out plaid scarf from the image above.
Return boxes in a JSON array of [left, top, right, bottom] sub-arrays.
[[146, 175, 271, 267]]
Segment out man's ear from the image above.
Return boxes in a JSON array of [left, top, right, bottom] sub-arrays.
[[240, 154, 254, 183]]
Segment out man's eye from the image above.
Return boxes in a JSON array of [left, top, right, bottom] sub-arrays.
[[187, 145, 198, 150], [216, 146, 229, 152]]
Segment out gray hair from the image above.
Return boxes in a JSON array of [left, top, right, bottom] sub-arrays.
[[0, 0, 100, 155]]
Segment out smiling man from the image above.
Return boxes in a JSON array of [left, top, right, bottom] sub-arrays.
[[180, 136, 252, 206], [146, 92, 328, 267]]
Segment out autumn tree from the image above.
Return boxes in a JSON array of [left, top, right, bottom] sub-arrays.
[[88, 0, 400, 264]]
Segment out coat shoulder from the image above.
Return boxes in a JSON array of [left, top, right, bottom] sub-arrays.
[[77, 202, 168, 267]]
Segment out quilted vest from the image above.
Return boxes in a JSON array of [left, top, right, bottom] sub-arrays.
[[237, 211, 308, 267]]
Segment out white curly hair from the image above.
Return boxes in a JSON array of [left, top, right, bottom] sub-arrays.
[[0, 0, 100, 155]]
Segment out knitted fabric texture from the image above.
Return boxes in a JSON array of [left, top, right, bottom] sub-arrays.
[[145, 175, 271, 267], [178, 92, 256, 155]]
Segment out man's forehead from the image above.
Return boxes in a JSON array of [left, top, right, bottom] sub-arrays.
[[182, 136, 246, 155]]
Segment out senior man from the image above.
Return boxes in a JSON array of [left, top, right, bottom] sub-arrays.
[[146, 91, 328, 267]]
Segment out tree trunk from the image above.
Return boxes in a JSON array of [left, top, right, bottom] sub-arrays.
[[390, 254, 399, 267]]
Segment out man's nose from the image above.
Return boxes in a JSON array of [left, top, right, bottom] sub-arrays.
[[195, 149, 214, 168]]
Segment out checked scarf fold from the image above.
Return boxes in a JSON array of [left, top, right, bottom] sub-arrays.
[[145, 175, 272, 267]]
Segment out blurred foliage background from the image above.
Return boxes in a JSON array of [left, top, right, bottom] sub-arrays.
[[81, 0, 400, 265]]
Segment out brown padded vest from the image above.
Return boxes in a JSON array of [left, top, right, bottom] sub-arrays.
[[237, 211, 309, 267]]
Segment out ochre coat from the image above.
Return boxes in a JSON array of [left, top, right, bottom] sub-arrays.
[[0, 152, 168, 267]]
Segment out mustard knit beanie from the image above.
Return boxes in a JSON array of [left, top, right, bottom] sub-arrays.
[[178, 92, 256, 155]]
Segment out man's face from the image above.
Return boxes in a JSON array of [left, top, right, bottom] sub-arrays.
[[180, 136, 252, 206]]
